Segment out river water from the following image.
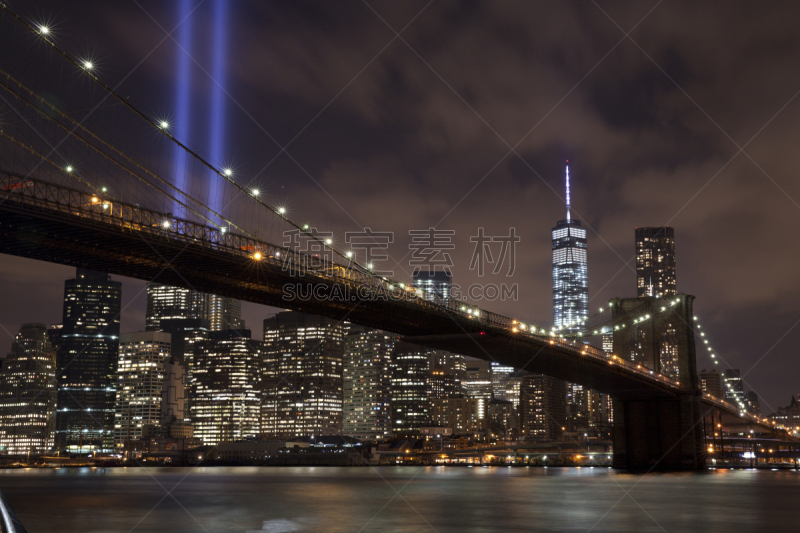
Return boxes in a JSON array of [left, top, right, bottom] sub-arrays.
[[2, 466, 799, 532]]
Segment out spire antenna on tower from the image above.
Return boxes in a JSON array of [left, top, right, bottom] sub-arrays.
[[565, 161, 571, 221]]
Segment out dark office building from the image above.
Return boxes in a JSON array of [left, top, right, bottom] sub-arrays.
[[519, 374, 566, 443], [699, 368, 723, 399], [635, 227, 676, 298], [56, 268, 121, 453]]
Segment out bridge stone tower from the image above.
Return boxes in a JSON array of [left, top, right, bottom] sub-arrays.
[[609, 294, 705, 469]]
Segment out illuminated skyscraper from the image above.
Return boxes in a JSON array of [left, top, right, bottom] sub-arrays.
[[413, 271, 453, 302], [261, 312, 347, 439], [390, 342, 432, 437], [635, 227, 676, 298], [56, 268, 121, 454], [552, 163, 588, 331], [0, 323, 57, 455], [343, 326, 396, 440], [191, 329, 262, 445], [552, 163, 587, 436], [146, 284, 242, 332], [114, 331, 171, 447]]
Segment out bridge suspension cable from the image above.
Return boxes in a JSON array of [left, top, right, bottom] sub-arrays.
[[0, 1, 377, 277], [0, 69, 254, 238]]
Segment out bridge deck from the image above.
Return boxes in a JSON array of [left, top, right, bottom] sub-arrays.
[[0, 173, 770, 418]]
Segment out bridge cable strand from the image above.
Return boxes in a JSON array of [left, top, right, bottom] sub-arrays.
[[0, 131, 102, 193], [0, 69, 254, 238], [0, 1, 376, 277], [561, 301, 651, 339]]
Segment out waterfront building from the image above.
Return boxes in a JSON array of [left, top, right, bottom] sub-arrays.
[[390, 341, 432, 437], [191, 329, 262, 445], [114, 331, 171, 446], [56, 268, 121, 454], [519, 374, 566, 442], [0, 323, 57, 455], [488, 398, 518, 438], [635, 227, 676, 298], [262, 312, 347, 439], [343, 326, 396, 440], [429, 395, 487, 436]]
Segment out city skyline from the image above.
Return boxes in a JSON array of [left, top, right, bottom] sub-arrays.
[[0, 1, 797, 430], [2, 2, 800, 529]]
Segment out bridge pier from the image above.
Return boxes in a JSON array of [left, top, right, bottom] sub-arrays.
[[610, 294, 706, 470], [612, 394, 705, 470]]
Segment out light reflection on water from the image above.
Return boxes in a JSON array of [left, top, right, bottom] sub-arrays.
[[3, 466, 800, 532]]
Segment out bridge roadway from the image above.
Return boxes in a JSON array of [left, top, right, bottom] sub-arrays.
[[0, 172, 769, 424]]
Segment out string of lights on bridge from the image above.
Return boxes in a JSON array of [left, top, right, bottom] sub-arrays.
[[2, 9, 787, 435], [1, 6, 385, 279]]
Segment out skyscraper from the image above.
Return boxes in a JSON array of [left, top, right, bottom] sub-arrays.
[[551, 163, 585, 437], [428, 350, 466, 400], [723, 368, 746, 411], [114, 331, 171, 447], [343, 326, 396, 440], [699, 368, 723, 398], [191, 329, 262, 445], [56, 268, 121, 453], [390, 341, 432, 437], [261, 312, 347, 439], [520, 374, 566, 442], [158, 318, 210, 421], [413, 271, 453, 302], [146, 284, 242, 332], [0, 323, 57, 455], [552, 163, 588, 332], [635, 227, 676, 298]]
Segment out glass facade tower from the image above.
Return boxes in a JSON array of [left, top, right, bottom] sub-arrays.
[[551, 165, 588, 331], [56, 268, 121, 453]]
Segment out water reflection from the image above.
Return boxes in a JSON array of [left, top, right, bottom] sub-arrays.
[[2, 466, 798, 532]]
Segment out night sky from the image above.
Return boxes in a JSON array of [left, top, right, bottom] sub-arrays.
[[1, 1, 799, 411]]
